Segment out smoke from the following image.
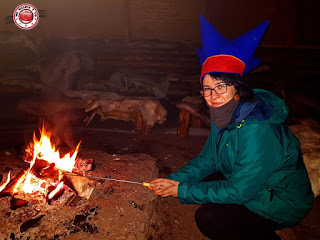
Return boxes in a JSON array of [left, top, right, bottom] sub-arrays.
[[46, 111, 76, 150], [40, 51, 81, 92], [36, 91, 80, 150]]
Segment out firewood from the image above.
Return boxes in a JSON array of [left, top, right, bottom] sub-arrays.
[[74, 158, 95, 174], [49, 183, 77, 206], [39, 163, 56, 176], [0, 165, 30, 196], [31, 160, 60, 181], [65, 174, 95, 200]]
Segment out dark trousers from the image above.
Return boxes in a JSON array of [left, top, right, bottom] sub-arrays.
[[195, 173, 283, 240], [195, 203, 282, 240]]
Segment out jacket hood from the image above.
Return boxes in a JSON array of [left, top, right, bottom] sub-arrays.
[[232, 89, 289, 125]]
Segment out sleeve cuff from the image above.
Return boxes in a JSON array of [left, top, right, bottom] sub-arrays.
[[177, 182, 192, 204]]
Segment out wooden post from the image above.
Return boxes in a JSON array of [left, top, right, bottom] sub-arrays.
[[177, 109, 191, 138], [142, 123, 152, 135], [191, 116, 202, 128], [135, 111, 143, 133]]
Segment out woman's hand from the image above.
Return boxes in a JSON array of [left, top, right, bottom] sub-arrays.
[[149, 178, 180, 197]]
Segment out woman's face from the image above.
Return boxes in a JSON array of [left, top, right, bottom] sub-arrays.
[[201, 74, 237, 108]]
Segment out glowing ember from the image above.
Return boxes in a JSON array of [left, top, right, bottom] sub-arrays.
[[0, 171, 11, 192], [0, 124, 81, 201], [13, 171, 47, 196], [48, 182, 64, 199]]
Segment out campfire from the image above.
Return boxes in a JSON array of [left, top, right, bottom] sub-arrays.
[[0, 125, 94, 209], [0, 124, 157, 239]]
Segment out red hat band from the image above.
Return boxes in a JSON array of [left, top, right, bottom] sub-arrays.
[[200, 55, 245, 83]]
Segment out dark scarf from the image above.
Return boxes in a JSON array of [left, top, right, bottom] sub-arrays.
[[209, 95, 239, 129]]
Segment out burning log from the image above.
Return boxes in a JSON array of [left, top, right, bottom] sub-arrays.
[[31, 160, 60, 181], [0, 165, 30, 197], [64, 174, 95, 200], [48, 183, 77, 206], [39, 162, 56, 177], [48, 182, 65, 200], [0, 175, 11, 197]]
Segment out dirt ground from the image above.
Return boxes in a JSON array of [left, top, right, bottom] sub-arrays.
[[78, 127, 210, 240], [76, 127, 320, 240], [0, 88, 320, 240]]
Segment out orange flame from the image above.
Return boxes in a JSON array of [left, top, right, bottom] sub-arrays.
[[3, 125, 81, 200], [26, 126, 80, 173]]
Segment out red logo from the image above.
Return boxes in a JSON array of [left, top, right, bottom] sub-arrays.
[[13, 3, 39, 30], [19, 10, 33, 23]]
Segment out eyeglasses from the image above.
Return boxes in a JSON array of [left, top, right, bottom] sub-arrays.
[[200, 83, 232, 97]]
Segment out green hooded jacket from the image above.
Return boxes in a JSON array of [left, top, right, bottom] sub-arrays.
[[168, 89, 314, 227]]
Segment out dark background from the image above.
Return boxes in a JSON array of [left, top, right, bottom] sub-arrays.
[[1, 0, 320, 145]]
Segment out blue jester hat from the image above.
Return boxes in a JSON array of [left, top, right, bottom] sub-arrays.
[[196, 15, 270, 83]]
